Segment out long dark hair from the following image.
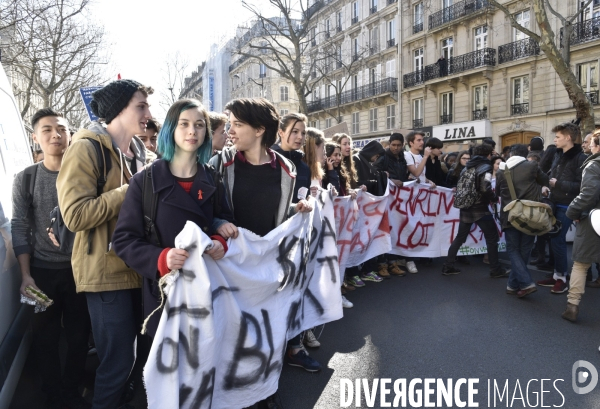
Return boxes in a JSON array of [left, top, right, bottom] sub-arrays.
[[452, 150, 470, 178], [336, 134, 358, 188], [325, 142, 350, 193]]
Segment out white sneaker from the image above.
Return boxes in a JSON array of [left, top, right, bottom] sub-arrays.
[[342, 295, 353, 308], [406, 261, 418, 274], [303, 329, 321, 348]]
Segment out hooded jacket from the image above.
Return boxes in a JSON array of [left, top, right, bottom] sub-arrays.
[[549, 144, 587, 206], [56, 122, 146, 292], [373, 148, 409, 182], [496, 156, 550, 230], [271, 144, 310, 202], [460, 155, 496, 222], [567, 153, 600, 264], [352, 141, 386, 194]]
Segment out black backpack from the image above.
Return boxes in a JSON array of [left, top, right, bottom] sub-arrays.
[[141, 162, 222, 247], [453, 167, 480, 209], [23, 139, 112, 254]]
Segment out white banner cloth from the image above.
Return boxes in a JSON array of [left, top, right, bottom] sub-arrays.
[[144, 192, 342, 409]]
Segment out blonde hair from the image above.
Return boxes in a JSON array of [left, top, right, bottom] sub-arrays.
[[336, 133, 358, 188], [303, 127, 325, 181]]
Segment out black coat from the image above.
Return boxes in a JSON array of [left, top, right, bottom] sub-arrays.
[[112, 159, 234, 337], [271, 145, 310, 202], [373, 148, 409, 182], [425, 157, 447, 187], [549, 144, 587, 206], [352, 140, 386, 195]]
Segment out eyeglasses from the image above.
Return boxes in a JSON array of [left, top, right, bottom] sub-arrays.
[[461, 157, 470, 161]]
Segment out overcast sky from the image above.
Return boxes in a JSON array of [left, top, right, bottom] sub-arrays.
[[91, 0, 273, 118]]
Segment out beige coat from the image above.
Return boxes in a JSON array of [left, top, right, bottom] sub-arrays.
[[57, 124, 144, 292]]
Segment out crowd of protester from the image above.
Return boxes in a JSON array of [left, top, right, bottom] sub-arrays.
[[11, 78, 600, 409]]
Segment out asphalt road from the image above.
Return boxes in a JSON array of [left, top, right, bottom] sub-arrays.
[[11, 253, 600, 409]]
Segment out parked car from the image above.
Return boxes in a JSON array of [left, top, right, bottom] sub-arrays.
[[0, 64, 35, 409]]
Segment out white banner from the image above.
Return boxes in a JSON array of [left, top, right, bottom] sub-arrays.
[[144, 191, 343, 409]]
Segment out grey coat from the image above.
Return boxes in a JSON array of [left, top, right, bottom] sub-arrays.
[[566, 153, 600, 264]]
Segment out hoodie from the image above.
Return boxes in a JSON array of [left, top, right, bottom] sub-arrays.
[[353, 141, 386, 194]]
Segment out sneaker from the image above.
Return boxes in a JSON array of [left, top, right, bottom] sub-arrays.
[[388, 263, 406, 276], [303, 329, 320, 348], [287, 348, 321, 372], [517, 286, 537, 298], [482, 254, 489, 264], [343, 281, 356, 291], [361, 272, 383, 282], [406, 261, 418, 274], [490, 267, 509, 278], [441, 263, 461, 276], [506, 287, 519, 295], [536, 278, 556, 287], [377, 264, 391, 279], [341, 295, 353, 308], [347, 275, 365, 287], [551, 279, 568, 294]]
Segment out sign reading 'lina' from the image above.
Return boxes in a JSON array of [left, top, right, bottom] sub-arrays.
[[432, 120, 492, 142]]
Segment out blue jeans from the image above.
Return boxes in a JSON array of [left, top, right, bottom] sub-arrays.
[[505, 228, 536, 290], [550, 206, 573, 275], [86, 289, 140, 409]]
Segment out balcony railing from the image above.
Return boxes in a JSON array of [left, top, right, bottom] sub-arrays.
[[336, 60, 342, 69], [336, 25, 342, 33], [413, 22, 423, 34], [387, 38, 396, 48], [307, 77, 398, 113], [370, 6, 378, 15], [574, 91, 600, 106], [311, 40, 316, 47], [259, 73, 266, 78], [387, 0, 397, 4], [440, 114, 453, 124], [325, 31, 331, 39], [413, 118, 423, 128], [511, 103, 529, 115], [228, 54, 250, 72], [370, 45, 379, 55], [352, 54, 359, 62], [560, 17, 600, 47], [498, 38, 540, 64], [403, 48, 496, 88], [472, 108, 487, 120], [429, 0, 489, 30], [351, 16, 359, 25]]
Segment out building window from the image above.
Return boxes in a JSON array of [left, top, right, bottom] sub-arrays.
[[310, 120, 317, 128], [473, 84, 488, 120], [386, 59, 396, 78], [337, 11, 342, 31], [386, 105, 396, 129], [474, 25, 487, 50], [414, 48, 423, 71], [352, 1, 359, 24], [369, 108, 378, 132], [325, 19, 331, 37], [259, 64, 267, 78], [370, 0, 377, 14], [325, 118, 333, 128], [414, 3, 423, 33], [353, 37, 360, 60], [413, 98, 423, 128], [512, 76, 529, 115], [387, 19, 396, 47], [311, 27, 316, 46], [280, 86, 289, 102], [369, 27, 379, 54], [352, 112, 360, 134], [280, 109, 289, 116], [514, 10, 530, 41], [441, 37, 454, 59], [440, 92, 453, 124]]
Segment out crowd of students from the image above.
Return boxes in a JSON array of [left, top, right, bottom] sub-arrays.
[[11, 78, 600, 409]]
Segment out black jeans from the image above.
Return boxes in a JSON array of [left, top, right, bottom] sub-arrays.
[[30, 266, 90, 401], [446, 217, 500, 271]]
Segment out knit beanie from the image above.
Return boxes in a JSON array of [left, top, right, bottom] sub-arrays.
[[90, 79, 142, 124], [529, 136, 544, 151]]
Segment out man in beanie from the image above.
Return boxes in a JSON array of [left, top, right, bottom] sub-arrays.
[[528, 136, 544, 158], [57, 79, 153, 409]]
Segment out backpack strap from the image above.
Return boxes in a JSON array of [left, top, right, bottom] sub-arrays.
[[21, 163, 39, 251], [142, 165, 161, 247], [504, 167, 518, 202]]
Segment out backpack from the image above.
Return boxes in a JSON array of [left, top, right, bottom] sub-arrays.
[[141, 162, 221, 247], [502, 166, 556, 236], [22, 139, 112, 254], [453, 167, 480, 209]]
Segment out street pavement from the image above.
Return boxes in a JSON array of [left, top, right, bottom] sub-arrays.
[[11, 253, 600, 409]]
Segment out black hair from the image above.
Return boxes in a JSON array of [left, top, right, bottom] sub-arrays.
[[482, 137, 496, 148], [473, 143, 493, 157], [425, 137, 443, 149], [390, 133, 404, 144], [509, 143, 529, 158], [31, 108, 64, 130], [224, 98, 280, 148]]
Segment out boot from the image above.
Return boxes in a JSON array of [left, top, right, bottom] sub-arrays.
[[388, 260, 406, 276], [561, 302, 579, 323], [378, 263, 391, 279]]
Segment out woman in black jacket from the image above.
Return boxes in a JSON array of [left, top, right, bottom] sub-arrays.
[[446, 150, 470, 190]]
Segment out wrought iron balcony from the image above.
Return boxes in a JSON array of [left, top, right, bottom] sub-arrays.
[[306, 0, 324, 19], [403, 48, 496, 88], [351, 16, 359, 25], [387, 38, 396, 48], [370, 45, 379, 55], [413, 22, 423, 34], [560, 17, 600, 47], [325, 31, 330, 39], [387, 0, 397, 4], [472, 108, 487, 120], [511, 103, 529, 115], [228, 54, 250, 72], [352, 54, 359, 62], [336, 25, 342, 33], [311, 40, 316, 47], [336, 60, 342, 69], [413, 118, 423, 128], [429, 0, 489, 30], [440, 114, 453, 124], [307, 77, 398, 113], [370, 6, 378, 15], [498, 38, 540, 64], [586, 91, 600, 104], [259, 73, 266, 78]]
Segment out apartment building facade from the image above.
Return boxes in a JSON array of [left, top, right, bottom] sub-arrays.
[[305, 0, 400, 143], [401, 0, 600, 149]]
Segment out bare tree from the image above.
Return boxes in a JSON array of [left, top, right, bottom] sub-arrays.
[[233, 0, 325, 114], [160, 52, 189, 111], [489, 0, 596, 133], [2, 0, 109, 128]]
